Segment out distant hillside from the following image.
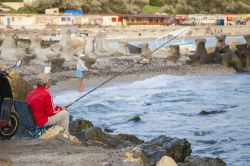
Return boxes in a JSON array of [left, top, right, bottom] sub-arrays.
[[2, 0, 250, 14]]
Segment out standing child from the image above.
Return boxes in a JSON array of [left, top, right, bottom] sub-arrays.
[[75, 53, 89, 92]]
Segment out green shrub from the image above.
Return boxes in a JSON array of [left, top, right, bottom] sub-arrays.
[[143, 5, 161, 14], [17, 6, 37, 14], [149, 0, 164, 7]]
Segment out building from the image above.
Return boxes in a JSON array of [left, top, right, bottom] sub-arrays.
[[45, 8, 59, 15], [119, 14, 175, 25]]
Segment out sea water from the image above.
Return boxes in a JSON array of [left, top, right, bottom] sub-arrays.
[[54, 73, 250, 166]]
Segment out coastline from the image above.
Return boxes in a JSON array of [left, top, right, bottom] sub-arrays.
[[50, 64, 236, 93]]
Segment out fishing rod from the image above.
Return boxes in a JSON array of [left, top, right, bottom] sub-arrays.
[[65, 28, 189, 108]]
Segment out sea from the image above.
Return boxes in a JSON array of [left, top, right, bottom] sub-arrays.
[[54, 73, 250, 166]]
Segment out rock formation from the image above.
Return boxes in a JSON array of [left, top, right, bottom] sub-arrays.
[[0, 31, 17, 60], [94, 31, 110, 56], [214, 34, 242, 71], [168, 45, 180, 63], [139, 135, 192, 165], [235, 35, 250, 70]]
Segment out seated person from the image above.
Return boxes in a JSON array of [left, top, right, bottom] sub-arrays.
[[26, 73, 69, 131]]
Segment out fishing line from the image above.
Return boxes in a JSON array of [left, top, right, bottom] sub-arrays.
[[65, 28, 189, 108]]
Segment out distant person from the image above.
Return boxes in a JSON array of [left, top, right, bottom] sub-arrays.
[[76, 53, 90, 92], [26, 73, 69, 131]]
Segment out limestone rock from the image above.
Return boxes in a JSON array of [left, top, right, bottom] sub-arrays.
[[0, 159, 12, 166], [156, 156, 177, 166], [123, 147, 149, 166], [39, 125, 65, 140], [39, 125, 84, 145], [69, 119, 94, 132], [139, 135, 192, 165]]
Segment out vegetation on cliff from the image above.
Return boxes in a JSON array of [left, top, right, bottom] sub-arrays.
[[2, 0, 250, 14]]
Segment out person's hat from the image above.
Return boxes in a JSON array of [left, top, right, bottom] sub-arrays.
[[79, 53, 86, 58], [37, 73, 50, 85]]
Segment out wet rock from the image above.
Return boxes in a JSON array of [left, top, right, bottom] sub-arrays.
[[116, 134, 144, 145], [73, 127, 143, 149], [179, 155, 227, 166], [129, 116, 141, 122], [156, 156, 177, 166], [104, 127, 114, 133], [199, 110, 226, 115], [84, 127, 123, 148], [69, 119, 94, 132], [139, 135, 192, 165], [123, 147, 150, 166]]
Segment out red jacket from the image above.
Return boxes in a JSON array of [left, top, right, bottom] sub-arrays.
[[26, 86, 60, 126]]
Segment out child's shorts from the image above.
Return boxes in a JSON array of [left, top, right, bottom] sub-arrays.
[[75, 70, 86, 78]]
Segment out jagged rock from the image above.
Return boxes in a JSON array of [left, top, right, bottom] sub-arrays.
[[72, 127, 143, 149], [50, 57, 65, 73], [39, 125, 84, 145], [157, 156, 177, 166], [179, 156, 227, 166], [115, 134, 144, 145], [113, 40, 130, 56], [69, 119, 94, 132], [123, 147, 150, 166], [139, 135, 192, 165], [85, 55, 96, 69], [221, 52, 242, 71]]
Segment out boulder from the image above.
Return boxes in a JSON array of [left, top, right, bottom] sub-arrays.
[[50, 57, 65, 73], [139, 135, 192, 165], [0, 159, 12, 166], [72, 127, 144, 149], [3, 66, 33, 101], [69, 119, 94, 132], [179, 156, 227, 166], [156, 156, 177, 166], [116, 134, 144, 145], [16, 48, 35, 66], [123, 147, 149, 166], [39, 125, 84, 146]]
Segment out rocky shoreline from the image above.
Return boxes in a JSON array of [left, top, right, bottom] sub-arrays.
[[0, 118, 227, 166]]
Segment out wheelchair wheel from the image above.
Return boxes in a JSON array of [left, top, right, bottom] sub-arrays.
[[0, 111, 19, 139]]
